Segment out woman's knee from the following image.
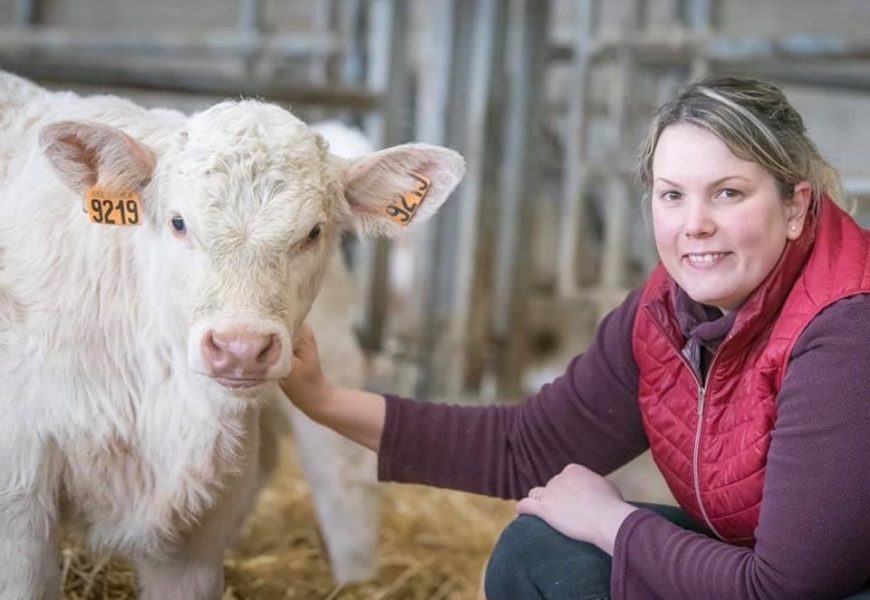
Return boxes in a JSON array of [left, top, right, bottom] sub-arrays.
[[487, 516, 544, 572], [484, 515, 611, 600], [485, 516, 548, 599]]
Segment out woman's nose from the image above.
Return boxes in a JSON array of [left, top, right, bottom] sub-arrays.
[[683, 200, 716, 237]]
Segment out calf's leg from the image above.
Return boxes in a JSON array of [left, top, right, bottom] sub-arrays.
[[0, 439, 62, 600], [136, 554, 224, 600], [288, 405, 381, 584], [135, 434, 261, 600]]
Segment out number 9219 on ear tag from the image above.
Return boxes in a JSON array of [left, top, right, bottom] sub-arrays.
[[85, 187, 142, 226], [384, 172, 431, 226]]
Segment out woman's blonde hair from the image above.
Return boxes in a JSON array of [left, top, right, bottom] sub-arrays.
[[637, 77, 843, 208]]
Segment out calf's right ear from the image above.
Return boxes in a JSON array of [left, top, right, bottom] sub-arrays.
[[39, 121, 156, 196], [340, 143, 465, 238]]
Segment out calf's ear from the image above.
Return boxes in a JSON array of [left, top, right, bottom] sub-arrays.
[[340, 143, 465, 238], [39, 121, 156, 196]]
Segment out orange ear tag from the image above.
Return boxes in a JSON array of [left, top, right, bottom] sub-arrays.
[[384, 172, 431, 226], [85, 187, 142, 226]]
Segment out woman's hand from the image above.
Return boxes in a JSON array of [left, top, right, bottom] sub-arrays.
[[280, 324, 386, 451], [516, 464, 637, 555], [280, 324, 335, 417]]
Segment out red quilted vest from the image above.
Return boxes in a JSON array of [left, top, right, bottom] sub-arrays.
[[633, 197, 870, 545]]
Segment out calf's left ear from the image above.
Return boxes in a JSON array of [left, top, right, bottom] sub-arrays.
[[340, 143, 465, 237], [39, 121, 156, 197]]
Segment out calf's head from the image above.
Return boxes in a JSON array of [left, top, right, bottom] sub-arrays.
[[40, 101, 464, 390]]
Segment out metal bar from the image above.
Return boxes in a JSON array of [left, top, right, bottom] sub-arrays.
[[599, 0, 646, 301], [577, 32, 870, 64], [13, 0, 37, 26], [409, 0, 456, 397], [306, 0, 339, 122], [601, 173, 632, 290], [644, 0, 680, 31], [0, 58, 382, 109], [308, 0, 337, 85], [688, 0, 713, 79], [494, 0, 550, 397], [339, 0, 367, 87], [363, 0, 392, 147], [685, 0, 713, 30], [0, 27, 342, 59], [357, 0, 410, 353], [556, 0, 596, 297], [237, 0, 262, 32], [237, 0, 263, 79], [600, 53, 633, 292], [447, 0, 504, 396], [628, 0, 645, 31], [728, 61, 870, 93], [422, 0, 480, 397]]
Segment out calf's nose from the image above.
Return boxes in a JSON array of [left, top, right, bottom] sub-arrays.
[[201, 328, 282, 379]]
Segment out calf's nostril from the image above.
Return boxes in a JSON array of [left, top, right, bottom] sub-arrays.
[[202, 331, 225, 361], [256, 334, 281, 366]]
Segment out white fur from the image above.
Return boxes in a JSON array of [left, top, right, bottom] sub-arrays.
[[0, 70, 464, 599]]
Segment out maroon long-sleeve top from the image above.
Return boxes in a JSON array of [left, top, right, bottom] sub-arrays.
[[377, 289, 870, 599]]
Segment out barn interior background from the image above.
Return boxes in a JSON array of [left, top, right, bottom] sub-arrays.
[[2, 0, 870, 598]]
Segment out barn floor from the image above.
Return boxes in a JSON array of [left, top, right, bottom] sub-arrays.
[[61, 435, 516, 600]]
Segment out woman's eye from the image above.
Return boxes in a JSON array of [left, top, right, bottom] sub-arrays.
[[718, 188, 742, 199], [171, 216, 186, 234], [307, 224, 321, 241], [661, 191, 681, 201]]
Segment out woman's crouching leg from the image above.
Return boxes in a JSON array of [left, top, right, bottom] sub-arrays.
[[484, 515, 611, 600]]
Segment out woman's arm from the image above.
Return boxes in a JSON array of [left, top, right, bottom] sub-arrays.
[[281, 324, 386, 451], [284, 289, 649, 500], [611, 294, 870, 600]]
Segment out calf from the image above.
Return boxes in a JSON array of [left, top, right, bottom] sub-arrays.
[[0, 70, 464, 599]]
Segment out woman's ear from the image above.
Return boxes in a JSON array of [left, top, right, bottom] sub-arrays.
[[786, 181, 813, 241]]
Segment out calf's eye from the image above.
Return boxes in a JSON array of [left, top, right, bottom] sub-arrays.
[[308, 224, 321, 241], [171, 216, 186, 233]]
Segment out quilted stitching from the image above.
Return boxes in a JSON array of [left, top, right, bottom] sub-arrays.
[[631, 198, 870, 544]]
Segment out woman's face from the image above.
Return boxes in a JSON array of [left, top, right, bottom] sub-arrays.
[[651, 124, 811, 313]]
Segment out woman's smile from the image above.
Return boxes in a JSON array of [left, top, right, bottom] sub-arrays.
[[683, 251, 733, 268]]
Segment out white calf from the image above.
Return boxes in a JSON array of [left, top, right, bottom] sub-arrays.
[[0, 70, 464, 599], [287, 120, 382, 584]]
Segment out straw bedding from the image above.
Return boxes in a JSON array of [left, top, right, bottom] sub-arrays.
[[61, 436, 515, 600]]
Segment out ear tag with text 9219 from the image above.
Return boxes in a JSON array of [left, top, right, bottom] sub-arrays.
[[85, 187, 142, 226], [384, 172, 431, 226]]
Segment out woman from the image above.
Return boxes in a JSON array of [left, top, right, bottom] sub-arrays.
[[281, 78, 870, 599]]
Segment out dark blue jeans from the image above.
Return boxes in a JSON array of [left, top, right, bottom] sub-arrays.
[[484, 503, 870, 600]]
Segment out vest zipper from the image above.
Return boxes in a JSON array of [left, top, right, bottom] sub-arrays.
[[692, 380, 723, 540], [643, 307, 725, 539]]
